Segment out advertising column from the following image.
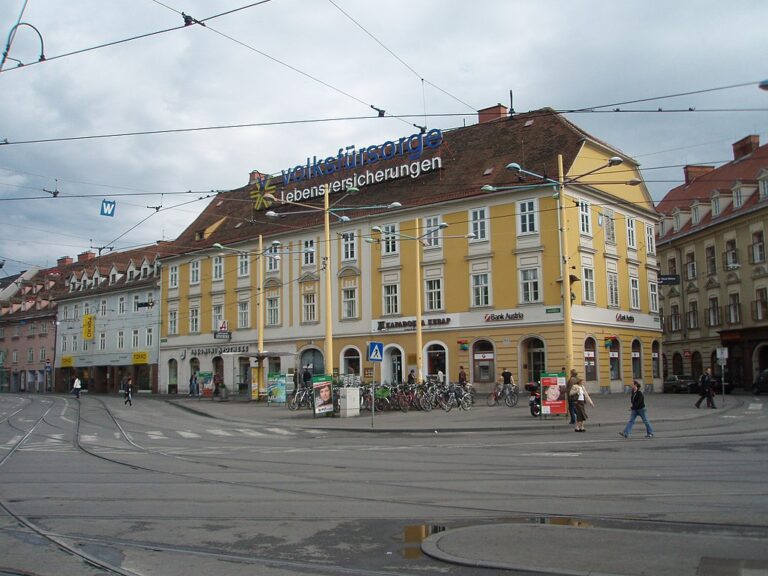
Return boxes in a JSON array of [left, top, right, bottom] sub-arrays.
[[541, 372, 567, 415]]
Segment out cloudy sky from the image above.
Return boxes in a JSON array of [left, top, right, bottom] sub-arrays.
[[0, 0, 765, 277]]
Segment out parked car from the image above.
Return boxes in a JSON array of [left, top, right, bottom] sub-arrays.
[[663, 375, 696, 394], [752, 369, 768, 395]]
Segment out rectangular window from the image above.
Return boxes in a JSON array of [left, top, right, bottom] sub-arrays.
[[630, 277, 640, 309], [424, 216, 441, 248], [238, 301, 250, 328], [626, 217, 636, 249], [146, 327, 153, 348], [73, 304, 80, 319], [668, 257, 677, 276], [471, 208, 488, 240], [100, 299, 107, 316], [266, 246, 280, 272], [382, 224, 398, 255], [212, 304, 224, 331], [72, 335, 78, 352], [608, 271, 620, 307], [302, 293, 316, 323], [39, 322, 47, 335], [707, 297, 721, 327], [520, 268, 540, 303], [61, 336, 68, 353], [754, 288, 768, 321], [383, 284, 399, 315], [425, 279, 443, 311], [734, 187, 743, 208], [342, 232, 356, 261], [212, 256, 223, 281], [303, 239, 315, 265], [645, 224, 655, 254], [342, 288, 357, 319], [649, 281, 659, 313], [169, 265, 178, 288], [760, 179, 768, 200], [750, 231, 765, 264], [712, 196, 721, 216], [266, 297, 280, 326], [83, 302, 91, 316], [39, 347, 46, 361], [99, 332, 106, 351], [724, 239, 739, 269], [727, 293, 741, 324], [687, 301, 699, 329], [27, 347, 34, 362], [518, 200, 537, 234], [603, 209, 616, 244], [117, 331, 124, 349], [579, 201, 592, 235], [133, 294, 140, 312], [238, 253, 250, 277], [190, 260, 200, 284], [471, 273, 490, 307], [189, 308, 199, 333], [132, 329, 139, 348], [670, 304, 681, 332], [168, 310, 178, 335], [706, 245, 717, 275], [82, 338, 89, 352], [685, 252, 697, 280], [582, 267, 595, 302], [118, 296, 126, 315]]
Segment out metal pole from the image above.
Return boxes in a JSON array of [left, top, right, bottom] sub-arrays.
[[415, 219, 424, 383], [323, 184, 334, 377], [558, 154, 574, 375]]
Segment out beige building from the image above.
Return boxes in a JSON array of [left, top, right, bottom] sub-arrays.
[[656, 135, 768, 389]]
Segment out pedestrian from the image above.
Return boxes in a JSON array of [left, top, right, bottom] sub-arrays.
[[436, 368, 445, 385], [619, 380, 653, 438], [189, 372, 199, 397], [695, 367, 717, 409], [566, 369, 579, 425], [569, 375, 594, 432], [500, 367, 513, 386], [407, 369, 416, 385], [124, 377, 133, 406], [72, 374, 82, 399], [458, 366, 467, 386], [302, 366, 312, 389]]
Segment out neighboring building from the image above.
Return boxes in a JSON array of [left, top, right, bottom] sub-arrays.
[[53, 246, 171, 393], [159, 106, 662, 395], [0, 269, 56, 392], [656, 135, 768, 390]]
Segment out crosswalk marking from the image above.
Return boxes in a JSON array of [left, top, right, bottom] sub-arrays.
[[177, 431, 201, 438], [235, 428, 266, 437], [748, 402, 762, 410], [265, 427, 295, 436], [207, 429, 233, 436]]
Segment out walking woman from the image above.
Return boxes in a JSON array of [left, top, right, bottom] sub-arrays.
[[619, 380, 653, 438], [569, 376, 594, 432]]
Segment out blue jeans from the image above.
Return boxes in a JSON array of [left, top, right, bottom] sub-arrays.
[[623, 408, 653, 436]]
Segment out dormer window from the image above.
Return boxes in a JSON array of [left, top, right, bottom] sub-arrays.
[[141, 267, 148, 278], [733, 186, 744, 209], [110, 273, 117, 284], [674, 213, 681, 232], [711, 194, 721, 217], [760, 176, 768, 200], [692, 205, 700, 225], [128, 270, 134, 281]]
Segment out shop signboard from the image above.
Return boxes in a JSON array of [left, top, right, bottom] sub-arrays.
[[541, 372, 567, 415]]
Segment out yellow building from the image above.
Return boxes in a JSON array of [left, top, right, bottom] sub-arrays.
[[159, 107, 661, 395]]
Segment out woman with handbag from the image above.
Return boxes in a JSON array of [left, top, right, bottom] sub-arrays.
[[569, 376, 594, 432]]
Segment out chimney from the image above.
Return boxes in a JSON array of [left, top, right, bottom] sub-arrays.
[[732, 135, 760, 160], [249, 170, 268, 186], [57, 256, 73, 267], [77, 251, 95, 263], [478, 104, 508, 124], [683, 165, 714, 185]]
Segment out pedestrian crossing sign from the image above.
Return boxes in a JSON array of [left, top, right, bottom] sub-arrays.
[[368, 341, 384, 362]]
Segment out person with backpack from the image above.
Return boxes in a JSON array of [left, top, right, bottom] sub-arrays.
[[619, 380, 654, 438], [695, 368, 716, 409]]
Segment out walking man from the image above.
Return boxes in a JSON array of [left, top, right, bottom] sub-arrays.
[[695, 368, 716, 409], [124, 377, 133, 406], [619, 380, 654, 438], [72, 374, 82, 399], [566, 369, 579, 425]]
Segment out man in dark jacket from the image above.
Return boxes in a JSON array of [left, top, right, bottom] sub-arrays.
[[695, 368, 716, 409], [619, 380, 654, 438]]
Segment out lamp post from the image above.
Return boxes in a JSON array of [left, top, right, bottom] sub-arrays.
[[482, 155, 624, 376], [370, 222, 474, 383], [265, 184, 400, 378]]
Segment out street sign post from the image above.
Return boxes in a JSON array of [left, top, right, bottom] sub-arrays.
[[716, 347, 729, 404], [367, 342, 383, 429]]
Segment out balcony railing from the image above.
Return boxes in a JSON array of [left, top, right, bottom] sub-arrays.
[[723, 249, 740, 270]]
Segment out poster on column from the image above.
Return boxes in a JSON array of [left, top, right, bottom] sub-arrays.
[[541, 372, 567, 415], [198, 371, 213, 397], [267, 373, 287, 404]]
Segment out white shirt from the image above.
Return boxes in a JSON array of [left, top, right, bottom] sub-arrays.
[[73, 378, 81, 390]]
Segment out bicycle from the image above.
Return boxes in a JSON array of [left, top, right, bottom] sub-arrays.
[[487, 382, 519, 407], [288, 386, 313, 410]]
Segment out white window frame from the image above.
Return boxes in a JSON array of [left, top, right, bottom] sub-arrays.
[[118, 297, 125, 315], [342, 288, 357, 319], [190, 260, 200, 285], [212, 256, 223, 281], [146, 327, 153, 348], [342, 232, 356, 261], [630, 277, 640, 310], [579, 201, 592, 236], [266, 246, 280, 272], [238, 301, 250, 328], [424, 216, 442, 248], [168, 310, 178, 335], [471, 273, 490, 307], [626, 217, 637, 249], [383, 284, 399, 315], [649, 281, 659, 313], [302, 293, 316, 323], [425, 278, 443, 311], [470, 207, 488, 241], [100, 299, 107, 316], [212, 304, 224, 331], [582, 266, 595, 303], [382, 224, 398, 255], [517, 199, 537, 235], [303, 240, 315, 265], [238, 253, 250, 277], [645, 223, 655, 254], [266, 296, 280, 326], [132, 329, 139, 348], [117, 331, 124, 350], [133, 294, 140, 312], [520, 268, 540, 303], [99, 332, 106, 351], [189, 308, 199, 333]]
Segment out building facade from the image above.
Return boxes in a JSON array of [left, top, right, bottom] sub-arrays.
[[656, 135, 768, 389], [159, 107, 662, 395]]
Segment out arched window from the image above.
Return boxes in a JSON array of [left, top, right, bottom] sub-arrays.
[[609, 339, 621, 380], [300, 348, 324, 376], [691, 351, 703, 378], [168, 358, 178, 394], [426, 344, 447, 380], [522, 337, 546, 384], [672, 352, 683, 375], [632, 340, 642, 379], [584, 337, 597, 381], [343, 348, 361, 377]]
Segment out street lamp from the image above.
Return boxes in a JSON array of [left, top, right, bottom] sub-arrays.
[[481, 154, 624, 376], [264, 184, 400, 378], [369, 222, 475, 383]]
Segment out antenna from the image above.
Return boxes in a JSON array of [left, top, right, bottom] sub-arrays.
[[509, 89, 515, 115], [43, 178, 60, 197]]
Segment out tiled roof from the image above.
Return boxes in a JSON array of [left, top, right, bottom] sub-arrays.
[[167, 108, 633, 253]]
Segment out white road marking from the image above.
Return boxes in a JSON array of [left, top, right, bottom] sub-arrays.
[[265, 427, 295, 436], [207, 429, 233, 436], [177, 431, 201, 438], [748, 403, 762, 410], [234, 428, 267, 437]]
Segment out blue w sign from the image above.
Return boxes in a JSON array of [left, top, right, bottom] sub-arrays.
[[100, 200, 116, 217]]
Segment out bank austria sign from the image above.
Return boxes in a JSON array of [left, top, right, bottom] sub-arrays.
[[251, 129, 444, 205]]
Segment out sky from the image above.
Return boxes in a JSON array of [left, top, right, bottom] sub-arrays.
[[0, 0, 765, 277]]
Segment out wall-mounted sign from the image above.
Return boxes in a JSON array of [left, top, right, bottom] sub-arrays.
[[484, 311, 525, 322], [190, 345, 250, 356], [82, 314, 95, 340], [375, 317, 451, 331], [61, 356, 73, 368], [658, 275, 680, 285], [616, 313, 635, 323], [132, 351, 149, 365]]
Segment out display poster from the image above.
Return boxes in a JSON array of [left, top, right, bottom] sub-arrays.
[[198, 371, 214, 397], [267, 373, 287, 404], [541, 372, 567, 415], [312, 375, 334, 416]]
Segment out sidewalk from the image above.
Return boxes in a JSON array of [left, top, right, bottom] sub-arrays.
[[163, 392, 761, 575]]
